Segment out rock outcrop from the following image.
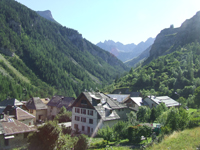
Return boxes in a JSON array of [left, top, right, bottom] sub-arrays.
[[144, 11, 200, 65]]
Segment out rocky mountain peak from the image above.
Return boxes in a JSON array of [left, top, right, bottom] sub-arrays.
[[36, 10, 58, 24]]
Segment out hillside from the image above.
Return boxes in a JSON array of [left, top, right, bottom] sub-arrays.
[[96, 38, 154, 62], [147, 127, 200, 150], [103, 11, 200, 107], [125, 45, 152, 67], [0, 0, 128, 100]]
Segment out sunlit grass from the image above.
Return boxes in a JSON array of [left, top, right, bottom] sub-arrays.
[[146, 127, 200, 150]]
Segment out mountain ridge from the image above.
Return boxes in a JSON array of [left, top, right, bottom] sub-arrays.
[[96, 37, 154, 62]]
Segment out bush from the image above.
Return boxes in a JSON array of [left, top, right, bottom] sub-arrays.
[[74, 134, 88, 150]]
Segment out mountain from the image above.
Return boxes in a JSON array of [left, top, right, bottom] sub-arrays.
[[144, 11, 200, 65], [96, 38, 154, 62], [125, 45, 152, 67], [103, 11, 200, 106], [36, 10, 59, 24], [0, 0, 128, 101]]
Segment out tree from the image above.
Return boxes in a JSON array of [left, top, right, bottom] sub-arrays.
[[28, 121, 61, 150], [194, 86, 200, 108], [155, 102, 168, 118], [150, 107, 156, 123], [127, 111, 137, 125], [97, 126, 113, 144], [55, 106, 72, 123], [74, 134, 88, 150], [137, 106, 151, 122], [113, 121, 128, 141]]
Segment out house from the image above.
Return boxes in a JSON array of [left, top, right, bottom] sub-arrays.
[[106, 94, 130, 103], [143, 96, 180, 108], [123, 97, 144, 111], [26, 97, 47, 123], [71, 92, 131, 136], [0, 97, 28, 111], [0, 114, 36, 149], [3, 106, 35, 126], [47, 95, 75, 120]]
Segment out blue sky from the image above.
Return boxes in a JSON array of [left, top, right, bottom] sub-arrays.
[[15, 0, 200, 45]]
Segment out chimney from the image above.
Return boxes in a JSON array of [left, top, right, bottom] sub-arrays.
[[7, 111, 9, 116]]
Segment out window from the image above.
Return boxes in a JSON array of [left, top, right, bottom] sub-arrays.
[[91, 128, 93, 133], [122, 108, 124, 111], [119, 109, 120, 112], [75, 116, 80, 121], [89, 119, 93, 124], [74, 124, 78, 130], [24, 133, 29, 139], [30, 109, 33, 113], [5, 139, 9, 146], [81, 117, 86, 122], [75, 108, 80, 113], [82, 126, 85, 131], [88, 110, 93, 116], [81, 109, 86, 114]]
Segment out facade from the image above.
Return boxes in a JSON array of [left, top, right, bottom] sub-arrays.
[[123, 97, 143, 111], [71, 92, 131, 136], [26, 97, 47, 123], [0, 114, 36, 149], [143, 96, 180, 108], [47, 96, 75, 120]]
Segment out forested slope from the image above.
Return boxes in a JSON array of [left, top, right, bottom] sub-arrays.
[[104, 42, 200, 107], [0, 0, 128, 101]]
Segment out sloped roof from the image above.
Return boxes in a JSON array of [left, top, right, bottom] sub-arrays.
[[147, 96, 180, 107], [130, 97, 143, 106], [3, 106, 35, 120], [47, 96, 75, 110], [107, 94, 130, 103], [26, 97, 47, 110], [16, 107, 35, 120], [0, 115, 36, 135], [94, 105, 120, 121], [0, 98, 23, 106], [84, 92, 127, 109], [82, 92, 126, 121]]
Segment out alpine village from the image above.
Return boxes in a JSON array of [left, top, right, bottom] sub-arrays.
[[0, 0, 200, 150]]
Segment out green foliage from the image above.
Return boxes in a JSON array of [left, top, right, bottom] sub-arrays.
[[158, 107, 189, 134], [74, 134, 88, 150], [54, 106, 72, 123], [113, 121, 128, 141], [194, 86, 200, 108], [109, 42, 200, 107], [127, 125, 151, 143], [155, 102, 168, 118], [126, 111, 138, 125], [150, 107, 156, 123], [97, 126, 114, 144], [137, 106, 151, 122], [0, 0, 128, 101], [28, 121, 61, 150], [28, 121, 88, 150], [188, 110, 200, 128]]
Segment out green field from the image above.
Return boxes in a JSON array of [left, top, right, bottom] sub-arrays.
[[146, 127, 200, 150]]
